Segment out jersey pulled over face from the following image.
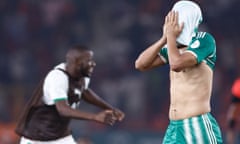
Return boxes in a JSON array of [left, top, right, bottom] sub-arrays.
[[159, 32, 216, 120]]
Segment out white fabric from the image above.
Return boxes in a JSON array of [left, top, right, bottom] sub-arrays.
[[84, 77, 90, 89], [43, 63, 69, 105], [172, 0, 202, 46], [20, 135, 76, 144], [43, 63, 91, 105]]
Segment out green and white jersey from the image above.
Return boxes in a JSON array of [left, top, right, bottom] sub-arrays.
[[159, 32, 216, 70]]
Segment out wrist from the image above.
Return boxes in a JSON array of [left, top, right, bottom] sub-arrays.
[[89, 114, 96, 121], [167, 32, 177, 38], [167, 34, 177, 42], [161, 35, 167, 43]]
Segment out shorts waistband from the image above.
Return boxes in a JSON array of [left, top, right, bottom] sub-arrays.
[[170, 112, 210, 125]]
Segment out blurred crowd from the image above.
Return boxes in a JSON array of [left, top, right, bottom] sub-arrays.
[[0, 0, 240, 143]]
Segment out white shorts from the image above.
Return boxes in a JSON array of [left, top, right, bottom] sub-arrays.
[[20, 135, 76, 144]]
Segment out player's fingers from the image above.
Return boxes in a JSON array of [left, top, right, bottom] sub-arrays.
[[113, 110, 125, 121], [165, 14, 169, 23], [118, 113, 125, 121], [173, 11, 177, 23], [113, 110, 121, 116], [167, 11, 171, 23], [175, 11, 178, 20], [106, 112, 117, 120], [169, 11, 174, 23], [118, 115, 124, 121], [167, 11, 173, 22], [105, 115, 116, 126]]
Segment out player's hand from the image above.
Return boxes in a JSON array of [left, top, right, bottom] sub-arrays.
[[94, 110, 117, 126], [113, 108, 125, 122], [162, 18, 168, 40], [164, 11, 184, 38]]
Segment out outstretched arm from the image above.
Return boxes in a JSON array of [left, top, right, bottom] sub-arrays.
[[47, 71, 118, 125], [82, 88, 114, 109], [55, 100, 116, 125], [82, 88, 125, 121]]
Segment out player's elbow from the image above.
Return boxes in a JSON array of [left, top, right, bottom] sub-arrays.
[[135, 60, 147, 71], [56, 102, 70, 117], [170, 66, 181, 72], [135, 65, 146, 71], [169, 58, 185, 72], [169, 63, 182, 72], [57, 107, 68, 117]]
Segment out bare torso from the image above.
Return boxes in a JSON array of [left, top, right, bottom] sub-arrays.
[[169, 62, 213, 120]]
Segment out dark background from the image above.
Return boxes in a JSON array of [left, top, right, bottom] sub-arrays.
[[0, 0, 239, 143]]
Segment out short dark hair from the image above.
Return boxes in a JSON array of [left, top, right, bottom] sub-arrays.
[[66, 44, 91, 63]]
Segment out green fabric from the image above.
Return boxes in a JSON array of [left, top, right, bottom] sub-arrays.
[[159, 32, 216, 70], [162, 113, 223, 144], [54, 97, 67, 102], [159, 47, 169, 63], [187, 32, 216, 70]]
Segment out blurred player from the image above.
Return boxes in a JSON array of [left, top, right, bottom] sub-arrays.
[[135, 1, 223, 143], [227, 78, 240, 144], [15, 45, 125, 144]]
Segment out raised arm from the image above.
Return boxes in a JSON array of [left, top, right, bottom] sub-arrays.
[[135, 19, 169, 71], [135, 37, 167, 71], [165, 11, 197, 72]]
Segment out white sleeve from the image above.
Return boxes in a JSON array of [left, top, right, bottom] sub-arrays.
[[84, 77, 90, 89], [43, 70, 69, 105]]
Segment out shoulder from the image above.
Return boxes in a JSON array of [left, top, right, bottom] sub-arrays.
[[189, 32, 216, 50], [47, 69, 68, 79], [194, 32, 215, 44], [45, 65, 68, 84]]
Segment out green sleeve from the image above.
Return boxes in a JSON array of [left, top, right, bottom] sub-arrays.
[[186, 32, 216, 69], [159, 47, 169, 63]]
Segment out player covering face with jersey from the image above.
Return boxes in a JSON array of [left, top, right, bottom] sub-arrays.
[[135, 0, 223, 143], [172, 0, 203, 47]]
